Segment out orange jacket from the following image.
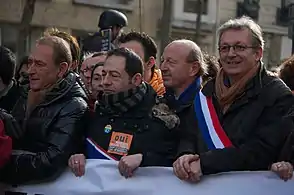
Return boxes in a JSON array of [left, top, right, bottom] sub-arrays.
[[149, 69, 166, 96]]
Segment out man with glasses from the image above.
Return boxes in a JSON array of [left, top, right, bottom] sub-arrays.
[[79, 52, 107, 111], [173, 16, 294, 182], [80, 52, 107, 91]]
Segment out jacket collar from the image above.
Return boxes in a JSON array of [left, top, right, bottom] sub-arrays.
[[202, 64, 266, 114], [165, 77, 201, 110], [35, 72, 87, 106]]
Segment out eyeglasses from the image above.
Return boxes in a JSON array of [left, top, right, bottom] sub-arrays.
[[218, 44, 256, 53]]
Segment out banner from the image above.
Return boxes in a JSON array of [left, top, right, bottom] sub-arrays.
[[1, 159, 294, 195]]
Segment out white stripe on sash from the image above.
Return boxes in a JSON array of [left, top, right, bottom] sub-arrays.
[[199, 92, 224, 149]]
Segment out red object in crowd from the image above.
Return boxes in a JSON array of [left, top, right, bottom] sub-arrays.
[[88, 99, 95, 113], [0, 119, 12, 167]]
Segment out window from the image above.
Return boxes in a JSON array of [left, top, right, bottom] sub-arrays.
[[0, 24, 18, 53], [72, 29, 95, 48], [0, 24, 44, 58], [183, 0, 208, 15]]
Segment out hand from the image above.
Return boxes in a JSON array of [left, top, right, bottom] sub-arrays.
[[173, 154, 199, 180], [118, 154, 143, 178], [271, 161, 293, 181], [188, 159, 203, 183], [68, 154, 86, 177]]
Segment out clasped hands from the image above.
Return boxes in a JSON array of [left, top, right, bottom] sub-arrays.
[[173, 154, 203, 183]]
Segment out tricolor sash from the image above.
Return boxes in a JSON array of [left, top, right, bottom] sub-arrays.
[[86, 138, 117, 161], [194, 81, 233, 150]]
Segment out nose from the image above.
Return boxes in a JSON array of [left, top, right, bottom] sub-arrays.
[[98, 82, 103, 89], [27, 62, 36, 75], [84, 71, 92, 84], [86, 76, 91, 85], [102, 74, 112, 87], [160, 60, 168, 71], [227, 47, 237, 57]]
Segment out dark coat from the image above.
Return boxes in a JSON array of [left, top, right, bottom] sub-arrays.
[[0, 72, 88, 184], [81, 32, 115, 55], [86, 84, 180, 167], [177, 66, 294, 175]]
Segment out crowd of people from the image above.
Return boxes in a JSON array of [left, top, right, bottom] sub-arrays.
[[0, 9, 294, 186]]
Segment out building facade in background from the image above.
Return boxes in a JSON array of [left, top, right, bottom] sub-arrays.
[[171, 0, 291, 68], [0, 0, 291, 68], [0, 0, 162, 58]]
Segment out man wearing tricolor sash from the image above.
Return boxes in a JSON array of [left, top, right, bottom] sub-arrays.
[[160, 40, 219, 130], [173, 16, 294, 183]]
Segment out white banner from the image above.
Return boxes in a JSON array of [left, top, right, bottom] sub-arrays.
[[1, 159, 294, 195]]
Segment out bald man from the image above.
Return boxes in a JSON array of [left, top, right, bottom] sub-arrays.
[[160, 39, 209, 108]]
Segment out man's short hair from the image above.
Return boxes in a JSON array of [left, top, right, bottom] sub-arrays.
[[118, 31, 157, 65], [82, 51, 107, 61], [80, 51, 107, 71], [43, 28, 80, 62], [217, 16, 264, 50], [37, 36, 72, 66], [0, 46, 16, 85], [106, 48, 144, 78]]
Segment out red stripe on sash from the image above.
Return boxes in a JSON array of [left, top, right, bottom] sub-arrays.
[[206, 97, 233, 147]]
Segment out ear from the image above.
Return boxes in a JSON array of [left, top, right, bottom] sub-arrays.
[[189, 61, 200, 77], [146, 57, 156, 70], [131, 73, 143, 86], [254, 47, 263, 62], [57, 62, 69, 78]]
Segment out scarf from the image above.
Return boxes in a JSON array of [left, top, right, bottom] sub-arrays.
[[164, 77, 201, 110], [98, 82, 147, 114], [178, 77, 201, 104], [215, 64, 260, 113], [149, 69, 166, 96]]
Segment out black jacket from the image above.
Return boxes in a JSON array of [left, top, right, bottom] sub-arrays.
[[1, 72, 88, 184], [178, 67, 294, 175], [81, 32, 115, 56], [86, 84, 180, 167]]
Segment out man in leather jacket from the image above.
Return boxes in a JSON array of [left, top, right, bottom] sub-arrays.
[[0, 36, 88, 184]]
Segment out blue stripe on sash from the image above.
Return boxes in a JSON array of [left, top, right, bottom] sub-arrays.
[[194, 92, 216, 150], [86, 139, 111, 160]]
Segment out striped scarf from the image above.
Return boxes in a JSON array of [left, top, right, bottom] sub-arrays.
[[98, 82, 147, 114]]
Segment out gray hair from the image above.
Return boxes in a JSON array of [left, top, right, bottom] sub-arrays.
[[170, 39, 208, 77], [217, 16, 264, 50], [83, 52, 96, 61], [83, 51, 107, 61]]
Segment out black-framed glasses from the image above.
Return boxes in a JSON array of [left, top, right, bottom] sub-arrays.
[[218, 44, 257, 53]]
